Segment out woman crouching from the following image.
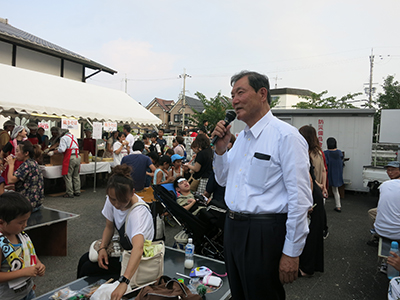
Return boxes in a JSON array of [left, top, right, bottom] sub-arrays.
[[77, 164, 154, 299]]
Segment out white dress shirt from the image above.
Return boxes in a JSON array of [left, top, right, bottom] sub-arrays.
[[213, 110, 313, 257]]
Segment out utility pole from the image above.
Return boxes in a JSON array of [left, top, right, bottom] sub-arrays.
[[179, 69, 191, 132], [368, 49, 374, 107], [273, 75, 282, 89], [124, 73, 128, 93]]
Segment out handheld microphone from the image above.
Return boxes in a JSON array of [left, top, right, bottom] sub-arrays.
[[210, 111, 237, 146]]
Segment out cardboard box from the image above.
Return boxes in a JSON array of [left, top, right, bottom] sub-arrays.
[[80, 150, 89, 164], [50, 153, 64, 166]]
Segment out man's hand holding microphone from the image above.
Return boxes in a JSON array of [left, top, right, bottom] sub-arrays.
[[211, 111, 236, 155]]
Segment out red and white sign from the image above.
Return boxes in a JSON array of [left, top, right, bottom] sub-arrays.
[[38, 122, 49, 130], [61, 118, 79, 130], [317, 119, 324, 147], [103, 122, 117, 132]]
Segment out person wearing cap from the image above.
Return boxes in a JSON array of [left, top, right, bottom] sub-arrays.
[[0, 125, 28, 185], [212, 71, 312, 300], [26, 122, 40, 145], [0, 120, 15, 151], [56, 129, 81, 198], [371, 161, 400, 242], [171, 154, 184, 179], [83, 128, 96, 156]]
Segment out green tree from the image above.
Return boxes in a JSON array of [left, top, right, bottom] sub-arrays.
[[292, 91, 361, 109], [375, 75, 400, 109], [190, 92, 233, 130], [371, 75, 400, 142]]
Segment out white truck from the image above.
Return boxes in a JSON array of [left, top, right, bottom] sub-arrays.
[[362, 109, 400, 193]]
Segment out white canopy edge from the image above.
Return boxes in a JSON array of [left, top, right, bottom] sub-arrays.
[[0, 63, 161, 126]]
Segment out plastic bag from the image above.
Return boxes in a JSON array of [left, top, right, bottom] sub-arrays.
[[90, 281, 119, 300]]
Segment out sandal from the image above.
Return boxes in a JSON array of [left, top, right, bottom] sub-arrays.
[[63, 194, 74, 198]]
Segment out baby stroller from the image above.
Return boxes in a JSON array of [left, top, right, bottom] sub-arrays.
[[152, 184, 226, 261]]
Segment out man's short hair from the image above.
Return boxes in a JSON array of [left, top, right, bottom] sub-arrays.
[[231, 70, 271, 105], [173, 176, 186, 190], [0, 192, 32, 223], [133, 140, 145, 152], [123, 124, 131, 133], [158, 129, 164, 133], [150, 132, 158, 139]]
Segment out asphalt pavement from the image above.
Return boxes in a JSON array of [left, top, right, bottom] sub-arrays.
[[32, 183, 389, 300]]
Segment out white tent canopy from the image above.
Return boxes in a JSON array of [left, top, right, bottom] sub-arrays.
[[0, 63, 161, 126]]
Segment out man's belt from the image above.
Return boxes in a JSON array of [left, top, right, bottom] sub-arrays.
[[228, 210, 287, 221], [70, 150, 79, 155]]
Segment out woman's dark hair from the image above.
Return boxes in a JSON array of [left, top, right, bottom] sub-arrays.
[[299, 125, 322, 155], [0, 192, 32, 223], [106, 165, 134, 203], [19, 140, 35, 159], [118, 132, 126, 140], [191, 139, 199, 149], [195, 133, 210, 150], [176, 136, 184, 145], [327, 137, 337, 150], [231, 70, 271, 105]]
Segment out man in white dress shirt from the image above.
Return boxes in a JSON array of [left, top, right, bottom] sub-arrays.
[[212, 71, 312, 300]]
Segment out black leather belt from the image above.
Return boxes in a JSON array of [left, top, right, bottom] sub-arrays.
[[71, 150, 79, 155], [228, 210, 287, 221]]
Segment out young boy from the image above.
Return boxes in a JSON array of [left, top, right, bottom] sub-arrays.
[[0, 192, 45, 300]]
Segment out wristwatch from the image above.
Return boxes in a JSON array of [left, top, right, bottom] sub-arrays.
[[118, 275, 130, 285]]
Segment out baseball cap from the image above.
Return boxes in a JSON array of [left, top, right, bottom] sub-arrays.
[[386, 161, 400, 168], [171, 154, 184, 162]]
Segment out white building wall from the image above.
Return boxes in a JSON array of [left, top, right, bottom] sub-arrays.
[[0, 41, 12, 65], [64, 60, 82, 81], [274, 94, 303, 109], [16, 47, 61, 76]]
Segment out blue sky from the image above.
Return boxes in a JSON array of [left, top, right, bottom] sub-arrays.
[[3, 1, 400, 106]]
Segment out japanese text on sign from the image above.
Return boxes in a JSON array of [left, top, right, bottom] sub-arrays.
[[103, 122, 117, 132], [61, 119, 79, 130], [317, 119, 324, 147]]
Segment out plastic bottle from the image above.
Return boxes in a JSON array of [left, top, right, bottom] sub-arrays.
[[387, 241, 400, 279], [88, 152, 93, 162], [184, 238, 194, 269]]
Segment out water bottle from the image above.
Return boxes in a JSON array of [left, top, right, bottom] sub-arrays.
[[387, 241, 400, 279], [88, 152, 93, 162], [184, 238, 194, 269]]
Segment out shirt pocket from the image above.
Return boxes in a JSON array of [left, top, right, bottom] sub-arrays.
[[247, 156, 273, 189]]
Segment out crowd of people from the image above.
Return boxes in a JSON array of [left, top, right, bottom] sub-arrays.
[[0, 70, 398, 300]]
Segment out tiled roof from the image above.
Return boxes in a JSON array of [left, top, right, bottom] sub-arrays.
[[155, 98, 174, 112], [0, 18, 116, 75], [184, 96, 204, 112]]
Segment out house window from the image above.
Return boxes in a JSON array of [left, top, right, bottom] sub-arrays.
[[173, 114, 191, 123]]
